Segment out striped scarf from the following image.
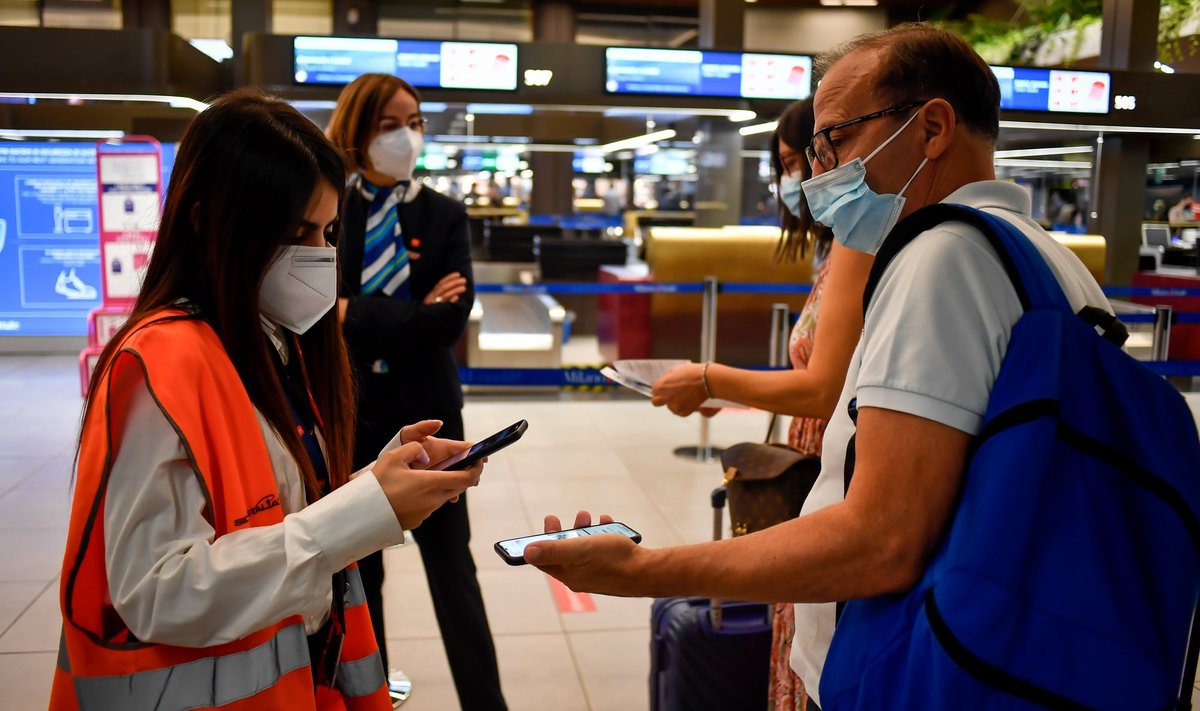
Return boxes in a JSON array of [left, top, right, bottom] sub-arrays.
[[358, 177, 411, 299]]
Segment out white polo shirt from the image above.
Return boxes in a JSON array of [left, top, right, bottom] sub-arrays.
[[790, 180, 1111, 705]]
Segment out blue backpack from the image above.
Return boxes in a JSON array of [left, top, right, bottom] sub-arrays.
[[820, 204, 1200, 711]]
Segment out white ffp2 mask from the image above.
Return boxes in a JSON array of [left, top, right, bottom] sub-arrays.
[[367, 127, 423, 182], [259, 245, 337, 335]]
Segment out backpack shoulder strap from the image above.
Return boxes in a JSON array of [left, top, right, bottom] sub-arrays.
[[863, 203, 1128, 346], [862, 203, 1069, 318]]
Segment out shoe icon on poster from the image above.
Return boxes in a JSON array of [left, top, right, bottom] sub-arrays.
[[55, 269, 97, 300]]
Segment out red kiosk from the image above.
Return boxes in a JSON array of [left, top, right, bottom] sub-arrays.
[[78, 137, 162, 395]]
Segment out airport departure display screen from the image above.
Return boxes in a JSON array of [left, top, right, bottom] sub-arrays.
[[991, 66, 1111, 114], [0, 142, 176, 337], [605, 47, 812, 100], [294, 36, 519, 90]]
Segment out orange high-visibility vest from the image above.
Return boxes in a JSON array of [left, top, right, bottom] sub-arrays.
[[51, 310, 390, 711]]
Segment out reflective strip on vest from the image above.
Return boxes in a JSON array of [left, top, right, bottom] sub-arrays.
[[57, 628, 70, 673], [70, 623, 308, 711], [336, 651, 386, 698], [346, 566, 367, 608]]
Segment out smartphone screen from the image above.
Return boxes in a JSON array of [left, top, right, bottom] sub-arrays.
[[495, 522, 641, 564], [429, 420, 527, 471]]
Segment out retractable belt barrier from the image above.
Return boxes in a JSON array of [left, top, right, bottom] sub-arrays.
[[465, 281, 1200, 389], [473, 282, 814, 295], [473, 282, 1200, 298]]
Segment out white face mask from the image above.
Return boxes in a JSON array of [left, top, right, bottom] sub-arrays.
[[259, 245, 337, 335], [367, 127, 423, 182]]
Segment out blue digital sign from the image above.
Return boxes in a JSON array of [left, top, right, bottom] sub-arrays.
[[605, 47, 811, 100], [991, 66, 1111, 114], [294, 36, 519, 91], [0, 142, 175, 337]]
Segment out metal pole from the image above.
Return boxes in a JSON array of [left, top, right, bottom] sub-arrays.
[[1152, 305, 1173, 362], [767, 303, 790, 443], [675, 276, 724, 462]]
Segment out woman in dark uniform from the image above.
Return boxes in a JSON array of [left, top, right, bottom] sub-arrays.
[[327, 73, 507, 711]]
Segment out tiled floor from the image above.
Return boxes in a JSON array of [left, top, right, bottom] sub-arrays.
[[2, 354, 1198, 710]]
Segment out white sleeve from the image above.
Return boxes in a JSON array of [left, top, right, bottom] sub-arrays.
[[104, 373, 405, 648], [855, 225, 1024, 435]]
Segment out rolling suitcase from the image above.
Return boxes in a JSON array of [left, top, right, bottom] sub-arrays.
[[649, 487, 772, 711]]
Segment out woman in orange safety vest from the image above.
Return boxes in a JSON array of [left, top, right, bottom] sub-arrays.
[[50, 89, 485, 711]]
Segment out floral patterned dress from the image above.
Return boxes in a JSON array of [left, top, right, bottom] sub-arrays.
[[769, 255, 831, 711]]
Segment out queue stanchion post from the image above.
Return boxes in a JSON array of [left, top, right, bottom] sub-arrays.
[[1152, 305, 1173, 362], [767, 303, 790, 443], [674, 276, 724, 463]]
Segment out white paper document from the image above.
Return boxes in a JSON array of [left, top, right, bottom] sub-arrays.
[[602, 360, 744, 409]]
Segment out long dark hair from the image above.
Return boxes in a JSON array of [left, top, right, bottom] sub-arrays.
[[81, 89, 355, 501], [770, 98, 834, 263]]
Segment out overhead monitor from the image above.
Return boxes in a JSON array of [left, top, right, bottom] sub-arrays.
[[634, 150, 692, 176], [0, 141, 176, 337], [605, 47, 811, 101], [294, 36, 519, 91], [574, 152, 608, 174], [991, 66, 1112, 114], [1142, 224, 1172, 248]]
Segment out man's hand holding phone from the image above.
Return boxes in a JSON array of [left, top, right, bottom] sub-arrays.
[[522, 511, 650, 597]]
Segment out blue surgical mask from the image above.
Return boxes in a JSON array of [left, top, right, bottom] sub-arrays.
[[800, 109, 928, 255], [778, 172, 804, 218]]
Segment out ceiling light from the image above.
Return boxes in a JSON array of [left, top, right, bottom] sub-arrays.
[[602, 129, 677, 153], [739, 120, 778, 136], [0, 92, 207, 112], [819, 0, 879, 5], [188, 39, 233, 63], [464, 104, 533, 115], [1154, 61, 1176, 74], [729, 110, 758, 123], [0, 129, 126, 140], [994, 159, 1093, 169], [994, 145, 1095, 158], [999, 119, 1200, 135]]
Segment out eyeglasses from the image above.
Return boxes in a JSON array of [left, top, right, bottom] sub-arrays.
[[806, 100, 926, 171]]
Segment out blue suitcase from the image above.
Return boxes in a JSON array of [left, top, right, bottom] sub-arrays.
[[649, 488, 772, 711]]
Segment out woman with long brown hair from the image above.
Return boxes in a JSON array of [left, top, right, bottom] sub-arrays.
[[50, 89, 484, 711], [651, 98, 875, 710], [326, 73, 506, 710]]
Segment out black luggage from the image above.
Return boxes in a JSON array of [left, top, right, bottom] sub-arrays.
[[649, 487, 772, 711]]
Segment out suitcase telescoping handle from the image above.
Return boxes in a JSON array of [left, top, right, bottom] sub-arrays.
[[710, 487, 727, 631], [1175, 599, 1200, 711]]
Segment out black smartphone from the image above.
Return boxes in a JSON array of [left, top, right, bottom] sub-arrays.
[[428, 420, 528, 471], [494, 522, 642, 566]]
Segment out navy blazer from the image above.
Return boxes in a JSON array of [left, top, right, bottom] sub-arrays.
[[337, 183, 475, 467]]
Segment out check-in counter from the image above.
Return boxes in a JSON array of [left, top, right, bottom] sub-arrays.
[[1048, 232, 1106, 284], [465, 263, 569, 374], [622, 210, 696, 241], [599, 226, 813, 366]]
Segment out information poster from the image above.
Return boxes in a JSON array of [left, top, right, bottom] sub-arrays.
[[96, 145, 161, 304], [0, 142, 175, 337], [0, 143, 103, 336]]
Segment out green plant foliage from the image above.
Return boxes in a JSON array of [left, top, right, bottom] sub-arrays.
[[1160, 0, 1200, 62], [942, 0, 1198, 65]]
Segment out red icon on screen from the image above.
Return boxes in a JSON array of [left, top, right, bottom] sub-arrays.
[[788, 65, 806, 85]]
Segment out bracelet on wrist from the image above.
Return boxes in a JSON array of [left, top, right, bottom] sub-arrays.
[[701, 362, 713, 400]]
